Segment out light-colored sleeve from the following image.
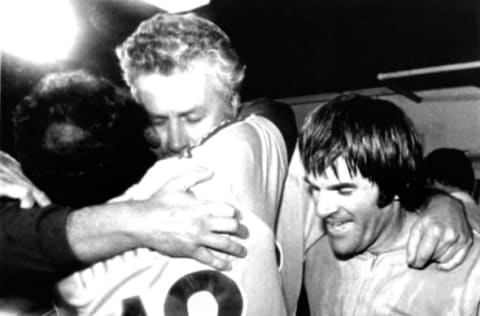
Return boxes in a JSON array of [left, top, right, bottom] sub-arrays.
[[276, 144, 325, 316], [109, 157, 202, 202], [114, 115, 287, 231], [186, 116, 288, 316], [187, 115, 287, 230], [109, 116, 289, 316]]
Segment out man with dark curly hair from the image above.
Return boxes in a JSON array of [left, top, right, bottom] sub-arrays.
[[0, 70, 248, 313], [13, 71, 156, 207]]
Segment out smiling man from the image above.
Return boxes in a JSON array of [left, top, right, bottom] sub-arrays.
[[298, 94, 480, 316]]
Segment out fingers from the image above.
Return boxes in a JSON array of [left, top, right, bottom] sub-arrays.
[[436, 230, 473, 271], [200, 234, 247, 259], [407, 221, 423, 267], [207, 216, 248, 239], [428, 228, 460, 263], [437, 246, 470, 271], [207, 202, 238, 218], [0, 182, 51, 208], [0, 151, 51, 207], [192, 247, 232, 271], [410, 227, 440, 269], [31, 189, 51, 207], [407, 220, 472, 270], [407, 221, 443, 269], [236, 223, 249, 239], [3, 184, 35, 209]]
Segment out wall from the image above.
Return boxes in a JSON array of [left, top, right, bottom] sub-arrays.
[[282, 86, 480, 176]]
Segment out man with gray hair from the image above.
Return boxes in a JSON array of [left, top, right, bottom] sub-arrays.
[[55, 12, 290, 315]]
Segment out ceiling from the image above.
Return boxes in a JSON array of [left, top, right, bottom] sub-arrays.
[[2, 0, 480, 148]]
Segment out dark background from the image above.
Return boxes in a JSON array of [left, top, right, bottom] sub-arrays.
[[2, 0, 480, 151]]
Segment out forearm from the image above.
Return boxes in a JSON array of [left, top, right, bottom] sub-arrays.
[[417, 188, 461, 211], [463, 202, 480, 233], [66, 201, 150, 264]]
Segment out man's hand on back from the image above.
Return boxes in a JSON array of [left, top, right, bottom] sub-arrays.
[[133, 169, 248, 270]]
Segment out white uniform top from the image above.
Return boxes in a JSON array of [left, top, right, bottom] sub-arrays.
[[305, 228, 480, 316], [55, 115, 288, 316], [276, 148, 480, 316], [275, 145, 324, 315]]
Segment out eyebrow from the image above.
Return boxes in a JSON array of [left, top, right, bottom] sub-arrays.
[[304, 176, 315, 186], [147, 106, 205, 118], [304, 176, 357, 191], [326, 183, 357, 190], [304, 176, 321, 191]]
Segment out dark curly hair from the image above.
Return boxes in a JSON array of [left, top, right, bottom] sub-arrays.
[[13, 70, 156, 207]]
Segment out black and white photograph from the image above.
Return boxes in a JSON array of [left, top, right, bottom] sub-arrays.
[[1, 0, 480, 315]]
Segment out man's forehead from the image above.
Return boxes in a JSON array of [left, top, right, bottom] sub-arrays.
[[133, 63, 223, 114], [307, 158, 364, 185]]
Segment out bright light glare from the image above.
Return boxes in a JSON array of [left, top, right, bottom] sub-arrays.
[[141, 0, 210, 13], [0, 0, 79, 64]]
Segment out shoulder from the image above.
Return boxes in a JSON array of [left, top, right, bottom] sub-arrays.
[[194, 115, 286, 163], [240, 98, 298, 161]]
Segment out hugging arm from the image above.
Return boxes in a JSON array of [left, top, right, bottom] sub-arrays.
[[0, 152, 247, 278], [407, 189, 474, 270]]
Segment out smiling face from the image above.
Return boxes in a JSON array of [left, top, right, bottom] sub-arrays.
[[306, 157, 397, 259], [132, 62, 237, 158]]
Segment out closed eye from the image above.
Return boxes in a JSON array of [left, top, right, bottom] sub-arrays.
[[185, 116, 203, 123], [151, 117, 168, 127], [329, 183, 356, 195], [337, 187, 354, 195]]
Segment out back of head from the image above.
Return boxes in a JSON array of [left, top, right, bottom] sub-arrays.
[[422, 148, 475, 195], [299, 94, 423, 208], [116, 12, 245, 102], [13, 70, 156, 207]]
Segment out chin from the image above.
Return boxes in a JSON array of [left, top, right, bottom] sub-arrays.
[[332, 249, 357, 261], [330, 241, 358, 260]]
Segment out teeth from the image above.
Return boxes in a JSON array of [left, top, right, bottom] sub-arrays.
[[327, 221, 352, 233]]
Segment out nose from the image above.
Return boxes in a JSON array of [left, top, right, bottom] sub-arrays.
[[314, 191, 338, 218], [166, 120, 189, 154]]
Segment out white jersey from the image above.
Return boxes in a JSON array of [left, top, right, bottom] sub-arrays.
[[56, 115, 288, 316], [275, 145, 324, 316]]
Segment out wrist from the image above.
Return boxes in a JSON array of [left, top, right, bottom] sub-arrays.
[[121, 198, 171, 250], [66, 201, 147, 264], [419, 187, 457, 211]]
